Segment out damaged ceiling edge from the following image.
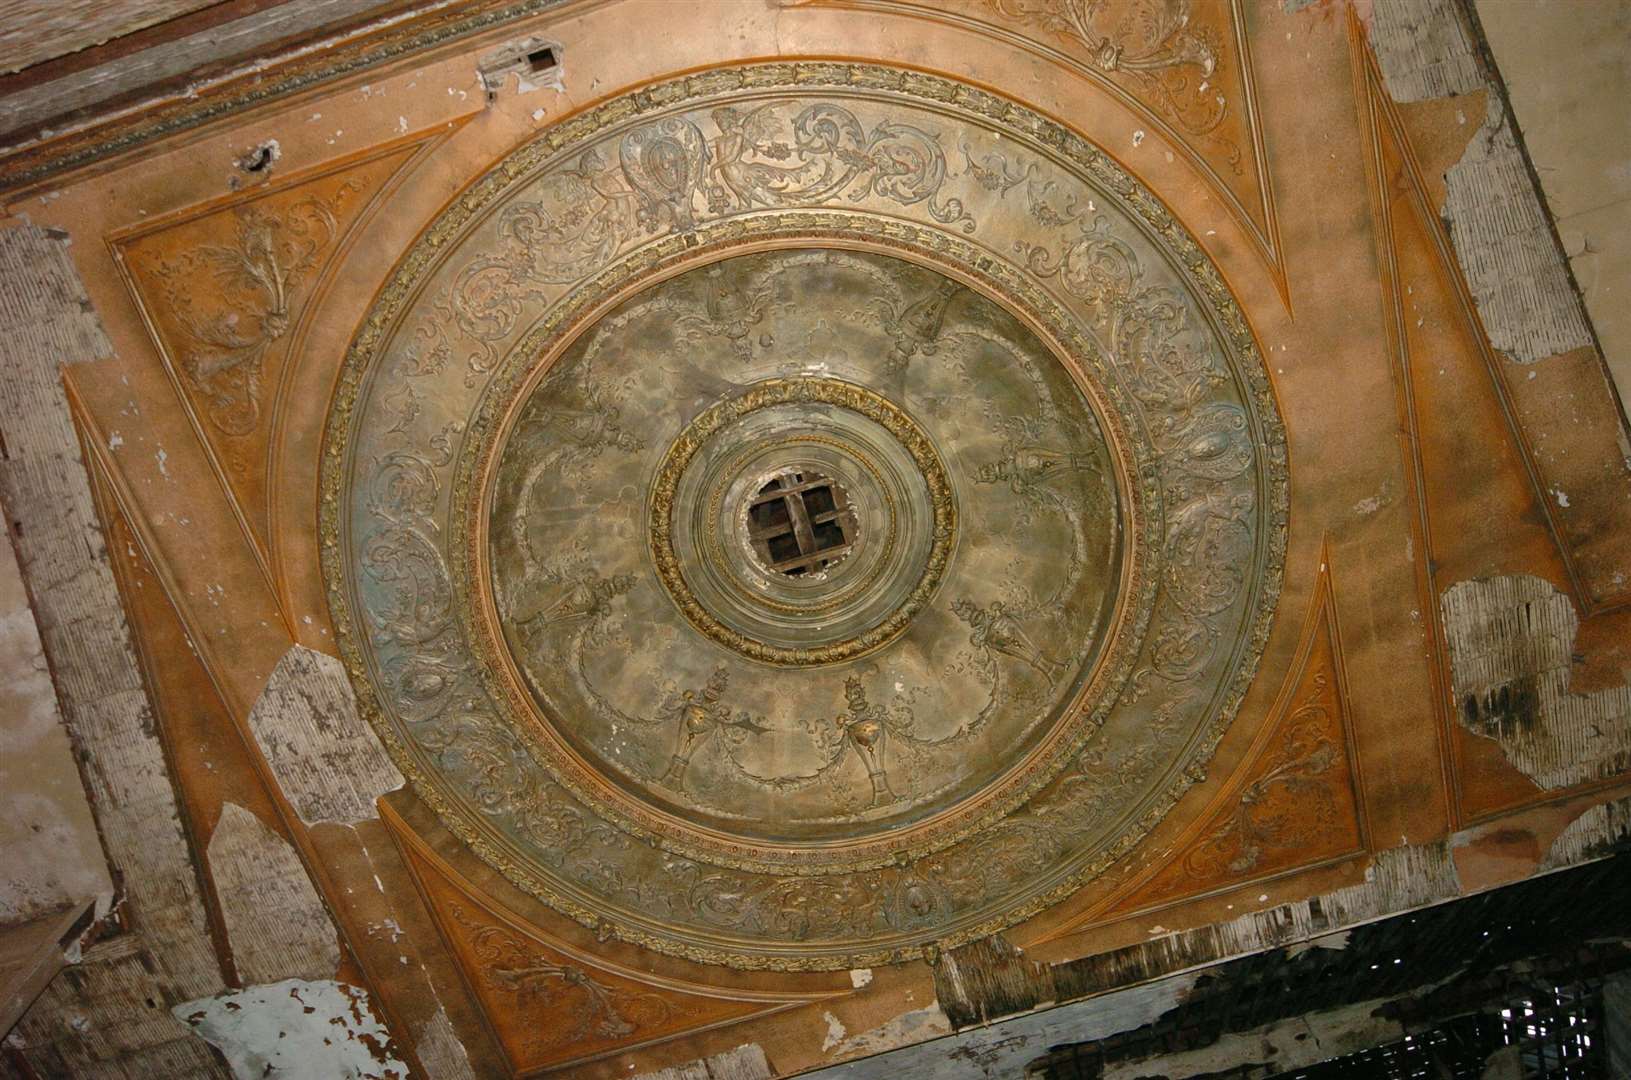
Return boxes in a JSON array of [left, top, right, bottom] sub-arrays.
[[70, 387, 464, 1075], [0, 0, 578, 194], [1442, 574, 1631, 790], [1364, 0, 1631, 617], [0, 4, 1628, 1078], [0, 1, 415, 144], [806, 798, 1631, 1079], [0, 222, 413, 1078], [1368, 0, 1595, 366], [0, 220, 225, 1072], [816, 795, 1631, 1071]]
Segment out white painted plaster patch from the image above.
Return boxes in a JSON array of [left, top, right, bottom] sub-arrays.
[[173, 979, 407, 1080], [825, 1006, 954, 1060], [1353, 491, 1388, 515], [822, 1011, 848, 1051]]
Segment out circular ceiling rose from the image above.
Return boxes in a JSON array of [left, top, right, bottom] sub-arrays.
[[322, 63, 1287, 970], [483, 251, 1122, 854]]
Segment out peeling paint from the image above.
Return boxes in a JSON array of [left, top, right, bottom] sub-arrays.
[[1442, 574, 1631, 788], [1540, 797, 1631, 870], [934, 934, 1054, 1029], [246, 646, 404, 824], [1369, 0, 1597, 366], [1047, 845, 1461, 1014], [1352, 491, 1388, 516], [173, 979, 407, 1080], [1367, 0, 1484, 103], [823, 1006, 953, 1061], [822, 1010, 848, 1052], [1444, 99, 1594, 363]]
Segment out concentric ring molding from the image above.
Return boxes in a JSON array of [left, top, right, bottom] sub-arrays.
[[320, 61, 1288, 970], [464, 243, 1132, 870], [647, 376, 958, 666]]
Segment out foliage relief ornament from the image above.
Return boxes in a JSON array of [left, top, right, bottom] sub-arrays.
[[983, 0, 1240, 170], [155, 182, 362, 440], [320, 62, 1287, 971]]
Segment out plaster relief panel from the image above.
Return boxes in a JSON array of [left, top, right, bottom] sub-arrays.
[[113, 141, 426, 629], [392, 807, 843, 1075], [789, 0, 1283, 291], [1107, 561, 1367, 917], [321, 62, 1287, 974]]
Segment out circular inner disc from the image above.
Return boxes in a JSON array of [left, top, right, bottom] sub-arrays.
[[486, 249, 1121, 844]]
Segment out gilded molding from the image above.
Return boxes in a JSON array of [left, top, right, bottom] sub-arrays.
[[320, 61, 1288, 970], [647, 376, 956, 666]]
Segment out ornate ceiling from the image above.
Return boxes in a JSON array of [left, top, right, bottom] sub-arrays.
[[2, 2, 1628, 1078], [321, 65, 1284, 970]]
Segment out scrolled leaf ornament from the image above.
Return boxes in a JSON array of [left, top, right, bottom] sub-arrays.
[[321, 62, 1286, 970]]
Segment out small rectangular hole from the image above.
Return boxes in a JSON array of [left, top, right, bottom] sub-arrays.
[[527, 46, 558, 73], [751, 498, 790, 531], [803, 485, 836, 516], [811, 520, 846, 552], [767, 532, 802, 563]]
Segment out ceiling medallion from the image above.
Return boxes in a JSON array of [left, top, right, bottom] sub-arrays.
[[322, 62, 1287, 970], [648, 376, 957, 666]]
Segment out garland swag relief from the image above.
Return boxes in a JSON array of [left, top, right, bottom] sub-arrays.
[[321, 62, 1286, 971]]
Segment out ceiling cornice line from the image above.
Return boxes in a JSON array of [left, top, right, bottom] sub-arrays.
[[0, 0, 582, 196]]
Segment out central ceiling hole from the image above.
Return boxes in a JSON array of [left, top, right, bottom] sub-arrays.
[[746, 470, 855, 577]]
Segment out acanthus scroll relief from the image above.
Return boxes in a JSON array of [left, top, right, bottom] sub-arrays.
[[1182, 672, 1343, 878], [985, 0, 1240, 171], [416, 100, 974, 383], [450, 904, 670, 1048], [152, 182, 363, 444], [321, 63, 1286, 970]]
